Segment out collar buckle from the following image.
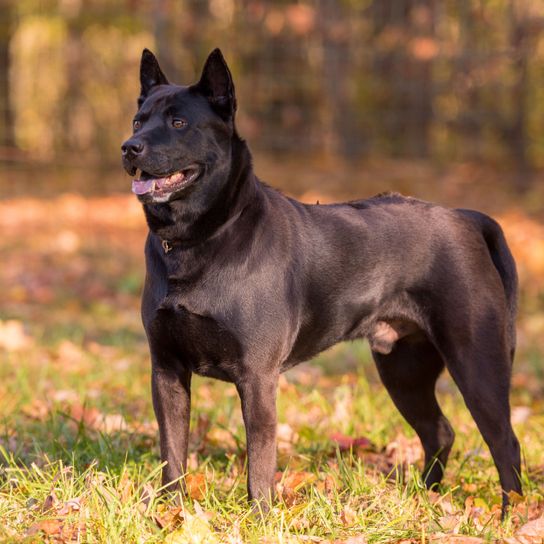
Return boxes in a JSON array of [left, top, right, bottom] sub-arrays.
[[161, 239, 172, 254]]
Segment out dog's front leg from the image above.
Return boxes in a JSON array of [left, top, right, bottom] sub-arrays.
[[151, 366, 192, 493], [237, 372, 279, 509]]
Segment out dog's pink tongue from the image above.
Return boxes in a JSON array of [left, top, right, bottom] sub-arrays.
[[132, 179, 155, 195]]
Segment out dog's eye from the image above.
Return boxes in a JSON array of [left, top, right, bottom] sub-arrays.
[[172, 119, 187, 129], [133, 120, 141, 131]]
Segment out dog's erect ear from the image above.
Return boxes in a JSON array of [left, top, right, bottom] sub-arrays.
[[139, 49, 169, 107], [195, 48, 237, 120]]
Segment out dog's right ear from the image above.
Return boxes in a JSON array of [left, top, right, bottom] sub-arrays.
[[139, 49, 169, 107]]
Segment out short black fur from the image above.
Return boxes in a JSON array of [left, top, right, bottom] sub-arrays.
[[121, 49, 522, 513]]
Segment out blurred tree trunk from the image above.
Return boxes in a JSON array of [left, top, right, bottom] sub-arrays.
[[506, 0, 533, 192], [457, 0, 483, 159], [0, 0, 14, 148], [370, 0, 435, 157], [62, 23, 82, 155], [153, 0, 181, 82], [155, 0, 212, 84], [319, 0, 363, 159]]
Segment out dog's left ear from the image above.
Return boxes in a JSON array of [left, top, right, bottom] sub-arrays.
[[139, 49, 169, 107], [195, 48, 237, 121]]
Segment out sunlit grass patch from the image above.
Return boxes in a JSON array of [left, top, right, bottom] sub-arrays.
[[1, 340, 543, 542]]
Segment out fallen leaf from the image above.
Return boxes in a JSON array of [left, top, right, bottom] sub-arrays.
[[462, 482, 478, 493], [56, 496, 82, 516], [315, 473, 338, 498], [276, 470, 316, 506], [41, 490, 58, 513], [439, 514, 460, 532], [333, 536, 367, 544], [330, 432, 373, 451], [339, 504, 357, 527], [154, 505, 184, 529], [430, 534, 484, 543], [505, 514, 544, 544], [26, 518, 63, 537], [186, 473, 207, 501], [385, 433, 423, 465], [138, 483, 155, 515]]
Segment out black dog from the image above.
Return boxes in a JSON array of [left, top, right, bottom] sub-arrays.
[[122, 48, 522, 512]]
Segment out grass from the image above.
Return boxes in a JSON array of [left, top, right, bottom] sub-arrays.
[[0, 192, 543, 542], [1, 333, 543, 543]]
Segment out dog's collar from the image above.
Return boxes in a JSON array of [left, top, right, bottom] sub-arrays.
[[158, 205, 248, 255]]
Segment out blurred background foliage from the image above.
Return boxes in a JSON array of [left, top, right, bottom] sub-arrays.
[[0, 0, 543, 366], [1, 0, 544, 191]]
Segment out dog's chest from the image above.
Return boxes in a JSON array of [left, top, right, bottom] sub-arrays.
[[149, 296, 243, 382]]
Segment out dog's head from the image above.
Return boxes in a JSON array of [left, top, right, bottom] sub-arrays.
[[122, 48, 237, 203]]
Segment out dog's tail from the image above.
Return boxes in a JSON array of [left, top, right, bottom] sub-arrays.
[[457, 209, 518, 363]]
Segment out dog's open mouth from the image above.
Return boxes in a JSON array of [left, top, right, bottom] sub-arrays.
[[132, 166, 201, 197]]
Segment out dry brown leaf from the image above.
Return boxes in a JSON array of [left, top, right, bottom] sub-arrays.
[[330, 432, 373, 452], [56, 496, 82, 516], [154, 504, 184, 529], [276, 470, 316, 506], [138, 483, 155, 515], [315, 473, 338, 498], [385, 433, 423, 466], [186, 473, 207, 501], [461, 482, 477, 494], [439, 514, 461, 532], [505, 514, 544, 544], [355, 451, 394, 475], [332, 536, 367, 544], [26, 518, 63, 537], [430, 534, 484, 543], [41, 490, 58, 513], [117, 472, 133, 503], [339, 504, 357, 527], [64, 403, 127, 434]]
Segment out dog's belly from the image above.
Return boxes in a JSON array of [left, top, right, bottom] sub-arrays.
[[148, 303, 243, 382]]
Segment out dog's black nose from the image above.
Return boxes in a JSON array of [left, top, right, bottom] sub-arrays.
[[121, 140, 144, 156]]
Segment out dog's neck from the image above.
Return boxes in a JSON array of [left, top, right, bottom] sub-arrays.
[[142, 136, 257, 246]]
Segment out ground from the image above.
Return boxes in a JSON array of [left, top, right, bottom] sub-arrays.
[[0, 164, 543, 543]]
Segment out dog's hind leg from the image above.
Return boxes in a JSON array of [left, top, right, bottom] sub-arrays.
[[372, 337, 455, 488], [436, 330, 522, 511]]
